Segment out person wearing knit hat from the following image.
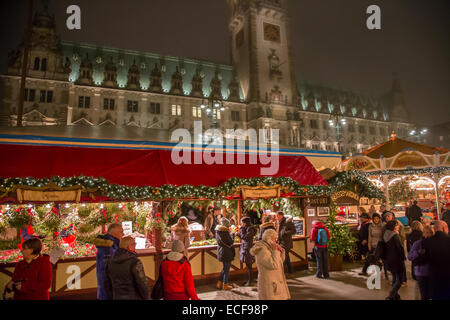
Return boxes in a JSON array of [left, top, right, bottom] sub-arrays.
[[160, 240, 199, 300], [236, 216, 257, 286], [215, 217, 235, 290]]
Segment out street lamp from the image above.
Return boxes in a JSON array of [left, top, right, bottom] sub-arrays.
[[409, 128, 428, 143], [200, 95, 227, 143], [328, 111, 346, 158]]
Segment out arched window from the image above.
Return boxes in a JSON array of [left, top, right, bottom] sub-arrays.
[[41, 58, 47, 71], [33, 57, 40, 70]]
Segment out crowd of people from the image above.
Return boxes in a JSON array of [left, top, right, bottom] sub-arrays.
[[4, 202, 449, 300], [355, 201, 450, 300]]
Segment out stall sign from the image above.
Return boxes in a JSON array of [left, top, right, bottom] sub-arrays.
[[239, 184, 281, 199], [17, 188, 82, 203], [122, 221, 133, 235], [301, 197, 330, 207], [332, 190, 360, 205], [293, 218, 305, 236], [135, 237, 146, 250]]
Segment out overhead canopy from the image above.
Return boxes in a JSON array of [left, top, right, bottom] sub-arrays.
[[361, 133, 448, 159], [0, 134, 328, 188]]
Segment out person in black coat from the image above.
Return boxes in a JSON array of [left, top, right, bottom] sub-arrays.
[[276, 212, 296, 274], [406, 220, 424, 281], [358, 213, 372, 275], [441, 203, 450, 228], [236, 216, 257, 286], [383, 220, 406, 300], [406, 200, 422, 226], [104, 236, 150, 300], [421, 220, 450, 300], [215, 218, 235, 290]]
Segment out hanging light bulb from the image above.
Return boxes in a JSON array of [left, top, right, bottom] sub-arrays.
[[28, 204, 33, 208], [65, 203, 70, 208], [220, 107, 225, 111], [118, 203, 123, 209], [100, 203, 104, 209], [81, 203, 86, 207], [200, 103, 205, 109], [46, 204, 51, 208], [6, 204, 10, 210]]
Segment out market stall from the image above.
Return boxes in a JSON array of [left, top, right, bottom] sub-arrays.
[[340, 132, 450, 218], [0, 132, 332, 298]]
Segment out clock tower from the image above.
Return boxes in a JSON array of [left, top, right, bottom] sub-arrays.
[[228, 0, 297, 106]]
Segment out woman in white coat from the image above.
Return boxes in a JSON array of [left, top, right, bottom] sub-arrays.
[[250, 228, 291, 300]]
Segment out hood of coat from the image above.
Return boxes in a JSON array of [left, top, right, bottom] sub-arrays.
[[167, 251, 185, 262], [313, 221, 325, 229], [383, 229, 397, 243], [260, 222, 275, 230], [111, 248, 137, 264], [250, 240, 271, 256], [215, 225, 230, 232]]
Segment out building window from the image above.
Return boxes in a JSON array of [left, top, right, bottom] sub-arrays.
[[104, 99, 115, 110], [213, 109, 222, 120], [369, 126, 375, 135], [171, 104, 181, 116], [46, 90, 53, 103], [192, 106, 202, 118], [310, 119, 318, 129], [149, 102, 160, 114], [41, 58, 47, 72], [40, 90, 46, 102], [231, 111, 240, 122], [312, 143, 320, 150], [78, 96, 90, 108], [359, 125, 366, 134], [323, 121, 328, 130], [379, 127, 385, 136], [348, 124, 355, 132], [33, 57, 40, 70], [24, 88, 35, 102], [127, 100, 138, 113]]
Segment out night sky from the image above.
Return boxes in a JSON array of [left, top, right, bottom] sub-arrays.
[[1, 0, 448, 127]]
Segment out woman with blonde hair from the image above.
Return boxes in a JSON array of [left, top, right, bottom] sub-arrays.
[[250, 229, 290, 300], [170, 216, 191, 259]]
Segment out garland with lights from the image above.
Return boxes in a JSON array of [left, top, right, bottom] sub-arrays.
[[0, 170, 384, 202], [363, 166, 450, 177]]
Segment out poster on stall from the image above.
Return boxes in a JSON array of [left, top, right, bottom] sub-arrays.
[[122, 221, 133, 235], [135, 237, 146, 249]]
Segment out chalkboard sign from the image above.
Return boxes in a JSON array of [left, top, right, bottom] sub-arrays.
[[293, 219, 304, 236]]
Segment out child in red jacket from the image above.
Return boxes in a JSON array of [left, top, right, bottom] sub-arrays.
[[310, 221, 331, 279], [160, 240, 199, 300], [7, 238, 52, 300]]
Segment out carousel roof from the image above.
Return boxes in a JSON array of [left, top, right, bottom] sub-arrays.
[[360, 132, 449, 159]]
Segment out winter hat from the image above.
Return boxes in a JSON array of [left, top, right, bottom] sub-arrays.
[[168, 240, 185, 261], [241, 216, 251, 225], [221, 218, 230, 227], [360, 213, 370, 219], [262, 228, 278, 242]]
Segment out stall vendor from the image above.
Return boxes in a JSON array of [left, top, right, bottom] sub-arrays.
[[204, 209, 221, 240]]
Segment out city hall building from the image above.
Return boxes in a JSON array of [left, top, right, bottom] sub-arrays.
[[0, 0, 415, 157]]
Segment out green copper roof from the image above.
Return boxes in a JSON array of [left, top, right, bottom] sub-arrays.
[[61, 41, 244, 101]]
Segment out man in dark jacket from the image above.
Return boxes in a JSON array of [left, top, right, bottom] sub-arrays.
[[358, 213, 372, 275], [421, 220, 450, 300], [276, 211, 296, 274], [94, 222, 123, 300], [236, 216, 257, 286], [104, 236, 150, 300], [383, 220, 406, 300], [406, 200, 422, 226]]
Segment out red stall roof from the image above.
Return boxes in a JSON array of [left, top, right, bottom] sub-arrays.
[[0, 135, 327, 188]]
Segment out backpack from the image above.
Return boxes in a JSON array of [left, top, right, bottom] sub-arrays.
[[317, 228, 328, 246]]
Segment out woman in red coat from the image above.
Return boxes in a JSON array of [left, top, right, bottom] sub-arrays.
[[6, 238, 52, 300], [160, 240, 199, 300]]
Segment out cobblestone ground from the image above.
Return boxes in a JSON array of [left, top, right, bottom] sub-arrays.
[[197, 260, 417, 300]]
